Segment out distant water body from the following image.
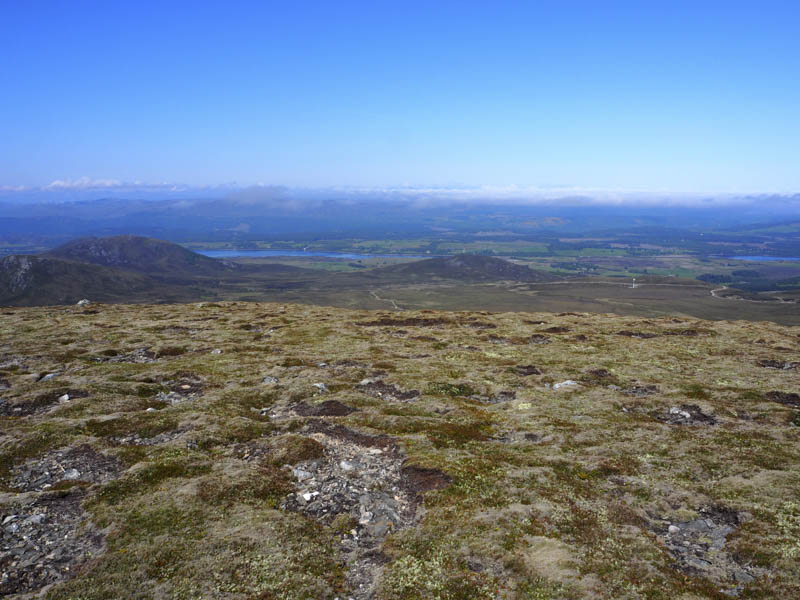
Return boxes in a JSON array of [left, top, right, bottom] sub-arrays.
[[727, 256, 800, 262], [197, 249, 431, 260]]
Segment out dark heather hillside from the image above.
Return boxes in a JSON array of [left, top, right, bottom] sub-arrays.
[[1, 302, 799, 599], [372, 254, 556, 282], [0, 254, 153, 306], [45, 235, 234, 274]]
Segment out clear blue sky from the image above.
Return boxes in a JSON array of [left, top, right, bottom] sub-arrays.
[[1, 0, 799, 194]]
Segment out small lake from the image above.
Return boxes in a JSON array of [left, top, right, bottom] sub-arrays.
[[727, 256, 800, 262], [197, 249, 431, 260]]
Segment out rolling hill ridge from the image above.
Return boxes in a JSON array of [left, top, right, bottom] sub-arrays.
[[44, 235, 235, 274]]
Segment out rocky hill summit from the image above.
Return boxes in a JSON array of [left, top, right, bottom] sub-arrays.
[[0, 302, 799, 599]]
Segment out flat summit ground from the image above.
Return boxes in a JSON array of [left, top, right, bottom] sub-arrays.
[[1, 302, 799, 599]]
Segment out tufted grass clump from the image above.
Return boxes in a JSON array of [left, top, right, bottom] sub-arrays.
[[219, 517, 345, 599], [381, 550, 495, 600], [82, 413, 179, 439], [269, 434, 326, 464], [427, 420, 492, 448], [197, 464, 293, 508]]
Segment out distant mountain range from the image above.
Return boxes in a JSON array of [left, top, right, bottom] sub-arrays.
[[2, 195, 800, 247]]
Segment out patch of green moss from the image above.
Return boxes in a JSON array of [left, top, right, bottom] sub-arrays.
[[83, 413, 179, 439], [683, 383, 711, 400], [93, 456, 211, 506]]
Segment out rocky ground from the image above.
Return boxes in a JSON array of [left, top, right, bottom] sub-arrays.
[[0, 301, 799, 599]]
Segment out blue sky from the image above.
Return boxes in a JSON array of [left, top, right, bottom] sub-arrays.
[[1, 0, 799, 195]]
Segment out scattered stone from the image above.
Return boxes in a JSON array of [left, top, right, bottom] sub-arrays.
[[657, 404, 717, 426], [39, 373, 59, 382], [155, 391, 187, 405], [515, 364, 541, 376], [664, 328, 701, 337], [111, 428, 188, 446], [58, 393, 70, 402], [356, 379, 420, 402], [0, 357, 25, 370], [553, 380, 579, 390], [10, 444, 121, 492], [312, 382, 328, 393], [282, 425, 427, 599], [97, 347, 157, 364], [764, 391, 800, 409], [623, 384, 659, 397], [757, 359, 798, 370], [650, 505, 756, 592], [471, 390, 516, 404], [292, 466, 313, 481], [154, 376, 205, 405], [617, 330, 660, 339], [0, 389, 89, 417], [210, 348, 222, 355], [262, 375, 280, 384], [588, 368, 612, 378], [63, 468, 81, 480], [0, 490, 106, 596], [75, 299, 91, 306], [490, 429, 533, 443], [528, 334, 551, 344], [0, 377, 11, 390], [294, 400, 357, 417]]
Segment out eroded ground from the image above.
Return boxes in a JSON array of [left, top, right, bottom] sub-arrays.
[[1, 302, 799, 599]]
